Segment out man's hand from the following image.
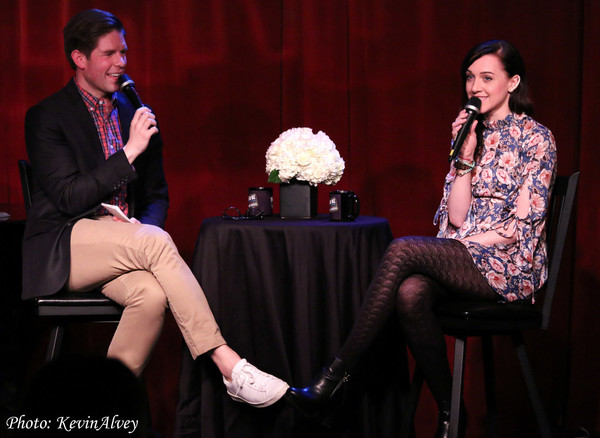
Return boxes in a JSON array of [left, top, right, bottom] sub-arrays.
[[111, 216, 141, 224], [123, 107, 158, 163]]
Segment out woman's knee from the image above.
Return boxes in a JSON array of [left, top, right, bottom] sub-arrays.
[[387, 237, 411, 252], [386, 236, 430, 260], [396, 274, 436, 315]]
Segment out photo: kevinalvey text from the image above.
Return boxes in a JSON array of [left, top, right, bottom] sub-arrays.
[[5, 414, 139, 434]]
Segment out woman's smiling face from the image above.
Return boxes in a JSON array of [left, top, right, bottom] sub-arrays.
[[465, 54, 520, 122]]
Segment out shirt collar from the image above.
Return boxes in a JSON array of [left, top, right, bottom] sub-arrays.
[[74, 77, 117, 113], [483, 112, 517, 130]]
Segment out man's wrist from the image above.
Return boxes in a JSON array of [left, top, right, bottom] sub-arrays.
[[123, 145, 139, 164]]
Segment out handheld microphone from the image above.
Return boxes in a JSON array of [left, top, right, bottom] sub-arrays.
[[449, 96, 481, 162], [118, 74, 144, 109]]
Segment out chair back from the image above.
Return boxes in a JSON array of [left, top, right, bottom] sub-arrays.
[[18, 160, 34, 215], [540, 172, 579, 329]]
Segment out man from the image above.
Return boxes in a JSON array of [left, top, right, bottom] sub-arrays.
[[23, 9, 287, 407]]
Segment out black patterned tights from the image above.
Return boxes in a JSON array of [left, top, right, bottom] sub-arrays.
[[337, 236, 498, 411]]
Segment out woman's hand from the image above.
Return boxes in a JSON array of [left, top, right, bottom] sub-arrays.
[[451, 109, 478, 161], [123, 107, 159, 164], [447, 110, 478, 227]]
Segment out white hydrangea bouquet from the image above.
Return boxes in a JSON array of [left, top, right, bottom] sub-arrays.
[[266, 127, 345, 186]]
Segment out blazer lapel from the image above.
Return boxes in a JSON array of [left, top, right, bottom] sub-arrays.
[[64, 79, 106, 165]]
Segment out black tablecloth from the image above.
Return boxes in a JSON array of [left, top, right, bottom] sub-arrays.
[[175, 215, 410, 437]]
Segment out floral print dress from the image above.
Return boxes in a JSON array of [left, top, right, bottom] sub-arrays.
[[435, 113, 557, 301]]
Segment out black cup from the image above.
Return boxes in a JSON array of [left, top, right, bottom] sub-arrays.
[[329, 190, 360, 221], [248, 187, 273, 216]]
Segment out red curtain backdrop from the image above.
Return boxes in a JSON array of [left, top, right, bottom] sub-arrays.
[[1, 0, 598, 436]]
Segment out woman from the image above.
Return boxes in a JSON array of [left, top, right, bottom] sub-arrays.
[[285, 40, 557, 437]]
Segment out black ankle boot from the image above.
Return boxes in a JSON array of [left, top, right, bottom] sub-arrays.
[[285, 358, 349, 417]]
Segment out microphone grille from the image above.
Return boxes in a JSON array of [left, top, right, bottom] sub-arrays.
[[465, 96, 482, 113], [117, 74, 135, 91]]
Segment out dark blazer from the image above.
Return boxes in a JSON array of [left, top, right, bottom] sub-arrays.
[[22, 78, 169, 300]]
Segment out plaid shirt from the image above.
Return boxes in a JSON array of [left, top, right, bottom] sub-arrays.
[[75, 79, 129, 215]]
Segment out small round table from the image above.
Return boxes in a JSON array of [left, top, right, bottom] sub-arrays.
[[175, 215, 409, 437]]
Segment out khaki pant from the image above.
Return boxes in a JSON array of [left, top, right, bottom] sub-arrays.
[[68, 216, 226, 375]]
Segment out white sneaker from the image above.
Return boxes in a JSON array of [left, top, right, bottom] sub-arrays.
[[223, 359, 289, 407]]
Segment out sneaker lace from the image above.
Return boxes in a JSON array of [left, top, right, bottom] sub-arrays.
[[237, 365, 269, 389]]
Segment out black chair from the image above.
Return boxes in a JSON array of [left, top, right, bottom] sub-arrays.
[[18, 159, 123, 362], [401, 172, 580, 438]]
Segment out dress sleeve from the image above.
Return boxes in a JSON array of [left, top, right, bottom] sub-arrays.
[[434, 164, 458, 238], [509, 124, 557, 293]]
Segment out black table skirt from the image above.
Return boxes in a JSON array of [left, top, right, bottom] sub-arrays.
[[175, 215, 410, 437]]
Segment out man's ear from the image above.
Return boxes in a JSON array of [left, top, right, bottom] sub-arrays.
[[71, 50, 87, 70]]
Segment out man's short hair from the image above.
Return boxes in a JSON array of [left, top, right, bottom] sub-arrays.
[[63, 9, 125, 70]]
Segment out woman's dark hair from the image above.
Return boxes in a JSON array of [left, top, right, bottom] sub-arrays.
[[461, 39, 534, 115], [63, 9, 125, 70]]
